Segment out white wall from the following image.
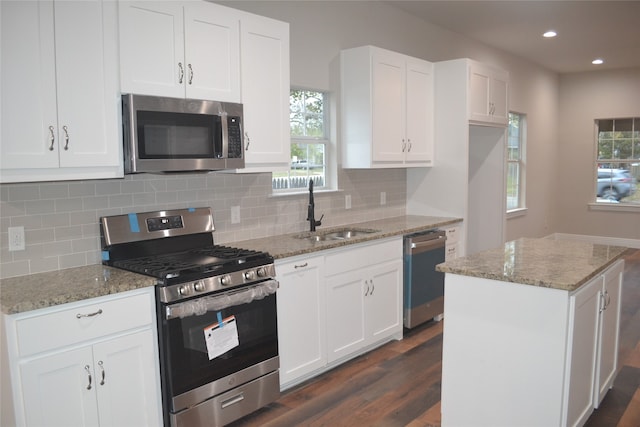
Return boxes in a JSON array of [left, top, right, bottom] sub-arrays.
[[556, 68, 640, 239]]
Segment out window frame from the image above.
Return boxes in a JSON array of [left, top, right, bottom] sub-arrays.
[[272, 88, 334, 194], [506, 112, 527, 215], [592, 117, 640, 208]]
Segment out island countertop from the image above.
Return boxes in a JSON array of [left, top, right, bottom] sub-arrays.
[[436, 237, 629, 291]]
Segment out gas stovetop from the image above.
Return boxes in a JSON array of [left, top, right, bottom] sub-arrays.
[[100, 207, 275, 303]]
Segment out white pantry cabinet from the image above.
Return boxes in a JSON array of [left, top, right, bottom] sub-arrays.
[[236, 12, 290, 172], [119, 0, 241, 102], [275, 255, 326, 386], [325, 238, 403, 364], [4, 287, 162, 427], [468, 61, 509, 126], [0, 0, 123, 183], [275, 238, 403, 389], [340, 46, 434, 168]]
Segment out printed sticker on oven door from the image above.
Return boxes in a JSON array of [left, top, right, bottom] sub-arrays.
[[204, 315, 239, 360]]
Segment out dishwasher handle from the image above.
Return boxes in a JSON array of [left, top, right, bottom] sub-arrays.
[[407, 232, 446, 255]]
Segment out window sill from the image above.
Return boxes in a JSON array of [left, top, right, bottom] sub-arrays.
[[506, 208, 527, 219], [270, 188, 343, 198], [588, 202, 640, 213]]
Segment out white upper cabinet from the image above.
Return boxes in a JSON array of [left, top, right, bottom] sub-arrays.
[[237, 12, 290, 172], [0, 0, 123, 183], [340, 46, 434, 169], [468, 61, 509, 126], [119, 0, 241, 102]]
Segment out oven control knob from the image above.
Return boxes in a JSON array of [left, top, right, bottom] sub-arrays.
[[220, 275, 232, 286], [244, 270, 256, 281], [256, 267, 268, 277], [178, 285, 190, 296], [193, 281, 206, 292]]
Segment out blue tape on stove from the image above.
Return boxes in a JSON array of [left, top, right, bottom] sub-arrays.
[[101, 251, 110, 261], [128, 213, 140, 232]]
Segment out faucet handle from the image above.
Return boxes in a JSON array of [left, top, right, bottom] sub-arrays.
[[316, 214, 324, 226]]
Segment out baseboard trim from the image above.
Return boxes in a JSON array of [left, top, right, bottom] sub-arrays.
[[545, 233, 640, 249]]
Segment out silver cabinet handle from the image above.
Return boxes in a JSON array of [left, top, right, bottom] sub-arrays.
[[76, 308, 103, 319], [84, 365, 92, 390], [364, 280, 370, 296], [407, 140, 412, 152], [370, 280, 375, 295], [62, 125, 69, 150], [599, 292, 606, 313], [294, 262, 308, 269], [188, 63, 193, 84], [48, 126, 55, 151], [244, 132, 250, 150], [401, 140, 406, 152], [178, 62, 184, 84], [98, 360, 105, 385]]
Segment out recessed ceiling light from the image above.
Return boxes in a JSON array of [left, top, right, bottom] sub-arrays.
[[592, 58, 604, 65], [543, 30, 557, 38]]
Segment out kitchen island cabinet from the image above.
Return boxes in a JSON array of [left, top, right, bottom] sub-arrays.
[[437, 238, 627, 427]]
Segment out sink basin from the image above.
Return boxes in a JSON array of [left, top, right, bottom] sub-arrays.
[[294, 228, 379, 242]]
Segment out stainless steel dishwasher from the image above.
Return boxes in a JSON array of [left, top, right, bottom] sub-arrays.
[[403, 230, 447, 329]]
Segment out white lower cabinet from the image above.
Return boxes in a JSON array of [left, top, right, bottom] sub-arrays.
[[276, 238, 403, 389], [5, 287, 162, 427], [276, 255, 326, 386]]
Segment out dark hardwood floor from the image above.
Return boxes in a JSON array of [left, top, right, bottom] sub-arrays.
[[230, 249, 640, 427]]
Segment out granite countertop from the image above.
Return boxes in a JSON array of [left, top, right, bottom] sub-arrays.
[[232, 215, 462, 259], [0, 215, 462, 315], [436, 237, 629, 291], [0, 265, 157, 315]]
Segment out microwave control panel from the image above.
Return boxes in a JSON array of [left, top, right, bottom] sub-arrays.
[[228, 116, 243, 159]]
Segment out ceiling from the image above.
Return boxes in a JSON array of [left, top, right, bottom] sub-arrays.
[[386, 1, 640, 74]]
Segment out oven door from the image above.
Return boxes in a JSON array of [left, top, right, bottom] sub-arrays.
[[159, 280, 279, 414]]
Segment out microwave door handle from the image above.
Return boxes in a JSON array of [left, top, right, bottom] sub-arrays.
[[221, 112, 229, 159]]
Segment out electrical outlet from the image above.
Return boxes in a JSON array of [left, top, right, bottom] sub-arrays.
[[345, 194, 352, 210], [231, 206, 241, 224], [380, 191, 386, 205], [8, 226, 25, 251]]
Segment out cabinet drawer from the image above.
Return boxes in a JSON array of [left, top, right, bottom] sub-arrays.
[[325, 238, 402, 276], [443, 225, 460, 244], [15, 289, 153, 357]]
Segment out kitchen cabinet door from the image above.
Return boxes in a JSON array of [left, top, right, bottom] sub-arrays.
[[276, 256, 326, 388], [594, 259, 624, 407], [371, 49, 405, 164], [1, 0, 122, 183], [468, 62, 509, 126], [366, 260, 403, 341], [564, 275, 601, 427], [20, 346, 100, 427], [326, 270, 367, 363], [93, 330, 163, 427], [404, 59, 434, 165], [238, 12, 290, 172], [119, 0, 241, 102]]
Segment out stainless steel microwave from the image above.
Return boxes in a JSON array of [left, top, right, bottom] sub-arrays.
[[122, 94, 244, 173]]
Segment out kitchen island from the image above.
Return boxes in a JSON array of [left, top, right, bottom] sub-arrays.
[[436, 238, 629, 427]]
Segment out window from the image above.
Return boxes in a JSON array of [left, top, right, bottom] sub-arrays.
[[507, 112, 526, 211], [272, 89, 329, 192], [595, 117, 640, 205]]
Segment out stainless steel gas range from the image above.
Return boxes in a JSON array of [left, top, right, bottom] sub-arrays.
[[100, 207, 279, 427]]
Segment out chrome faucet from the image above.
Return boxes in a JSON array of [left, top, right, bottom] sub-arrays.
[[307, 179, 324, 232]]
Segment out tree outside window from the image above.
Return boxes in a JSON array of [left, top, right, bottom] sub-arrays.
[[595, 118, 640, 204], [273, 89, 328, 191], [507, 112, 526, 211]]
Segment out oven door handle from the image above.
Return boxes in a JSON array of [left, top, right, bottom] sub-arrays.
[[166, 279, 279, 320]]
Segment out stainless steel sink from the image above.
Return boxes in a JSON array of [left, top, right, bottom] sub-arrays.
[[294, 228, 379, 242]]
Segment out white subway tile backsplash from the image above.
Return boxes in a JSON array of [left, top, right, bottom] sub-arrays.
[[0, 169, 406, 279]]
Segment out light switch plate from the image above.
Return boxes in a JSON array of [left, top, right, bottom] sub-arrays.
[[380, 192, 386, 205], [231, 206, 241, 224], [8, 226, 25, 251], [345, 195, 352, 210]]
